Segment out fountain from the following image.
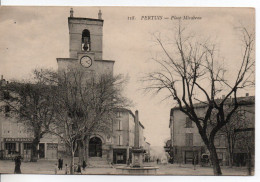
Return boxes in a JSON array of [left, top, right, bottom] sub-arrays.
[[116, 110, 158, 175]]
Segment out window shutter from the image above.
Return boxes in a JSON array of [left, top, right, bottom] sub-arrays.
[[185, 133, 193, 146], [186, 117, 192, 128], [118, 120, 122, 130], [118, 135, 123, 145], [185, 133, 189, 146], [190, 133, 193, 146]]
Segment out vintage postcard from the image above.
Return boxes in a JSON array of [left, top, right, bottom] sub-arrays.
[[0, 7, 255, 176]]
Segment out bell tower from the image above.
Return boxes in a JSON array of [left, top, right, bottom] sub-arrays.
[[57, 9, 114, 76], [68, 8, 103, 60]]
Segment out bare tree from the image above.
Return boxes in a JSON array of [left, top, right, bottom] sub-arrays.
[[36, 68, 129, 174], [0, 75, 56, 162], [143, 22, 254, 175]]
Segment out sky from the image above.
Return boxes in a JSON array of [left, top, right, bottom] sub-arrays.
[[0, 7, 255, 147]]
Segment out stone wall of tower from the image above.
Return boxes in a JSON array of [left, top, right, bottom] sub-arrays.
[[57, 58, 114, 78], [68, 18, 103, 60]]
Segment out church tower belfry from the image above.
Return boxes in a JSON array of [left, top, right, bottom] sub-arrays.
[[68, 9, 104, 60], [57, 9, 114, 76]]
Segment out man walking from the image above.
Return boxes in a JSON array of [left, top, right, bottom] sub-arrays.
[[58, 158, 61, 170], [58, 158, 63, 170], [14, 155, 22, 174], [61, 158, 63, 170], [82, 160, 86, 171]]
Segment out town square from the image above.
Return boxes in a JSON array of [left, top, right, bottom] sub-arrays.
[[0, 6, 255, 177]]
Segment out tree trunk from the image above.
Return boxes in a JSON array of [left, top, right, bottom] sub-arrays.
[[208, 142, 222, 175], [228, 151, 233, 168], [227, 134, 233, 167], [82, 139, 86, 161], [78, 140, 84, 164], [70, 150, 75, 175], [85, 136, 90, 165], [31, 137, 40, 162], [247, 147, 252, 175]]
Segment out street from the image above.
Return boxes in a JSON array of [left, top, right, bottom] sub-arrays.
[[0, 160, 251, 175]]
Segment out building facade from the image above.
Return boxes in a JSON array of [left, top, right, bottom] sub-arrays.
[[169, 107, 205, 164], [169, 95, 255, 166], [110, 108, 146, 164], [0, 76, 60, 161]]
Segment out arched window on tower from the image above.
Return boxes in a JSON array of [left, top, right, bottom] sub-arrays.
[[82, 29, 91, 51]]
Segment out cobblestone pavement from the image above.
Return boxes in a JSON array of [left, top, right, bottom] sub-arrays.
[[0, 160, 251, 175]]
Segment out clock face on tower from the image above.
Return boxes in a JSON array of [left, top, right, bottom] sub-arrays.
[[80, 56, 92, 68]]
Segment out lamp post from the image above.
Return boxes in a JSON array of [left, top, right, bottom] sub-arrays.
[[193, 146, 196, 170]]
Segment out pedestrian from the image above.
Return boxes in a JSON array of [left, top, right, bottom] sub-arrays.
[[74, 163, 77, 173], [58, 158, 61, 170], [14, 155, 22, 174], [61, 158, 63, 170], [77, 162, 82, 174], [54, 163, 58, 174], [82, 160, 86, 171], [65, 164, 69, 174], [58, 158, 62, 170], [193, 155, 197, 170], [170, 157, 173, 164], [156, 158, 159, 164]]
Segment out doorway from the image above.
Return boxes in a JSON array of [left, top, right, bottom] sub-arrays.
[[89, 137, 102, 157], [185, 150, 198, 164], [39, 143, 45, 158]]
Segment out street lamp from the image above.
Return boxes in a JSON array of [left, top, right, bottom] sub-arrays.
[[193, 146, 196, 170]]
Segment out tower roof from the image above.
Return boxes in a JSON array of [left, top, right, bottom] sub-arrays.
[[68, 17, 104, 22]]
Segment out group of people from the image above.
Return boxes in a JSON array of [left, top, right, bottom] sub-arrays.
[[13, 155, 88, 175], [55, 158, 67, 174], [73, 160, 87, 174], [54, 158, 87, 175]]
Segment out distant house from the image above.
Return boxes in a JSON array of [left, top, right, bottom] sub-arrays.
[[144, 140, 151, 162]]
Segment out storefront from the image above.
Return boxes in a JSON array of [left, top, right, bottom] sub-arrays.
[[184, 150, 198, 164], [216, 148, 227, 166], [1, 138, 59, 160], [3, 138, 33, 160], [174, 146, 204, 164], [46, 143, 58, 159], [113, 148, 127, 164]]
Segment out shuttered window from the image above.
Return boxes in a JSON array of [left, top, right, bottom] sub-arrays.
[[118, 135, 123, 145], [186, 117, 192, 128], [185, 133, 193, 146], [118, 120, 122, 130]]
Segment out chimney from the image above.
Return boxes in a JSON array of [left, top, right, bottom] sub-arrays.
[[246, 93, 249, 97], [70, 8, 74, 17], [98, 10, 102, 20], [1, 75, 3, 80]]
